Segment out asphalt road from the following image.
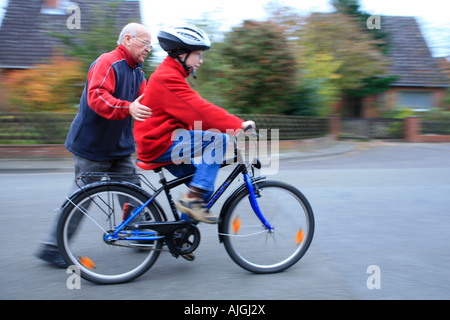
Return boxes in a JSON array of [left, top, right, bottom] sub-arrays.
[[1, 141, 449, 301]]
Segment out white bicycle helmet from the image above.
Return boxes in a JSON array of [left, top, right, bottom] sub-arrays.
[[158, 25, 211, 56], [158, 25, 211, 78]]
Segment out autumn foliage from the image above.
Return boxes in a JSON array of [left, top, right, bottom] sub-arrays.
[[220, 20, 297, 114], [2, 54, 85, 112]]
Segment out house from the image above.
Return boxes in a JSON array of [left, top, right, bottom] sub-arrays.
[[437, 56, 450, 81], [360, 16, 449, 117], [0, 0, 142, 105], [0, 0, 142, 69]]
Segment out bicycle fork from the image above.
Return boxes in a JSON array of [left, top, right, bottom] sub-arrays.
[[243, 173, 274, 231]]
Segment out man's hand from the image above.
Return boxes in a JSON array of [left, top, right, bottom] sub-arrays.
[[129, 94, 152, 121]]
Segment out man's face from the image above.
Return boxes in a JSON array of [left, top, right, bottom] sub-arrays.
[[124, 29, 151, 64]]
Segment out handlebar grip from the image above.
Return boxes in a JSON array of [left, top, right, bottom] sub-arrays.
[[243, 125, 262, 138]]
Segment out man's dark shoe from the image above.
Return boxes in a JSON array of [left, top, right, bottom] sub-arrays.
[[36, 245, 68, 268]]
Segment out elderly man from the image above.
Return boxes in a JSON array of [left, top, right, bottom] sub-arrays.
[[37, 23, 152, 268]]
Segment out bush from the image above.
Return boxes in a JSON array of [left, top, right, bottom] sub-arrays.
[[2, 54, 85, 113], [220, 20, 297, 114], [380, 107, 416, 119], [420, 108, 450, 121]]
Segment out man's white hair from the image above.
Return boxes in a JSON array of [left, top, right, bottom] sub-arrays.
[[117, 23, 144, 45]]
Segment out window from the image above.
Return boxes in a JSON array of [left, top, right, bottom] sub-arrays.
[[397, 91, 434, 111]]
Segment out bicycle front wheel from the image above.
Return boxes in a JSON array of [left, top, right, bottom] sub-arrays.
[[57, 182, 163, 284], [222, 180, 314, 273]]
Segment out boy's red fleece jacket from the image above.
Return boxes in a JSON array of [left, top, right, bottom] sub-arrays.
[[134, 56, 244, 162]]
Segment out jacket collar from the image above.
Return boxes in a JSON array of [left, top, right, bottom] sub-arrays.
[[117, 44, 143, 69], [163, 56, 190, 78]]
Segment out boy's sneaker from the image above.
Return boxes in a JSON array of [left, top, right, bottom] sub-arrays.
[[176, 194, 219, 224], [181, 252, 195, 261]]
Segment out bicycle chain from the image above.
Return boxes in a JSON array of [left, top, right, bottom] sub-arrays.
[[105, 228, 199, 255], [107, 240, 161, 251], [104, 235, 170, 252], [104, 223, 200, 255]]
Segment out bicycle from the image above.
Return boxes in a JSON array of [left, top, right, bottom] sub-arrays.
[[56, 131, 315, 284]]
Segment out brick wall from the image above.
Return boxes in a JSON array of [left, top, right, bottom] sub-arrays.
[[404, 116, 450, 142]]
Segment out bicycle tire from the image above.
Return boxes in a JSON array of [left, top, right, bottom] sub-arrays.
[[57, 181, 163, 284], [221, 180, 314, 273]]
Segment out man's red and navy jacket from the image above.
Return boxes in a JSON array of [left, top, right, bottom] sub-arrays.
[[65, 44, 146, 161]]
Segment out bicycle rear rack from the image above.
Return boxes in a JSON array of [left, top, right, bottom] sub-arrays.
[[76, 172, 157, 192]]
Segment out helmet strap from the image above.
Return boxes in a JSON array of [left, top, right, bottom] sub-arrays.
[[175, 51, 196, 79]]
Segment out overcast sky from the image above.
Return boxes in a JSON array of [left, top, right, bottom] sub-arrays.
[[141, 0, 450, 57], [0, 0, 447, 57]]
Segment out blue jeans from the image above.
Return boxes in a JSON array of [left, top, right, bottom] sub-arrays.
[[153, 130, 229, 202]]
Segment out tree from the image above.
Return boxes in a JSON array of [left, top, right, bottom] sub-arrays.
[[264, 2, 392, 116], [220, 20, 297, 114], [300, 12, 390, 92], [50, 3, 153, 75], [3, 54, 85, 112], [297, 52, 342, 116], [186, 13, 232, 108], [331, 0, 398, 100], [332, 0, 391, 54]]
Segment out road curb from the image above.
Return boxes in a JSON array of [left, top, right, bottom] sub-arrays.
[[0, 140, 356, 173]]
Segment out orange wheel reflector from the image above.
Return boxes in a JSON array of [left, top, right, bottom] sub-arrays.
[[295, 229, 304, 245], [79, 256, 96, 269], [232, 217, 241, 234]]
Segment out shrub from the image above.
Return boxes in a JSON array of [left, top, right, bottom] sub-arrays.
[[2, 54, 85, 112]]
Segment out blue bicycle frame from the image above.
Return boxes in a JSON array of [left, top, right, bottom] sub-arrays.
[[103, 153, 273, 243]]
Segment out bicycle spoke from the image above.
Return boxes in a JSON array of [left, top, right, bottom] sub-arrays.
[[65, 196, 109, 233], [58, 183, 163, 284], [222, 180, 314, 273]]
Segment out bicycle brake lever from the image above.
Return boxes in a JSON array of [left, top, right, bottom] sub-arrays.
[[243, 125, 262, 138]]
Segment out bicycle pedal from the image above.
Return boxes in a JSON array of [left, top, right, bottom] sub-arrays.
[[181, 253, 195, 261], [171, 252, 196, 261]]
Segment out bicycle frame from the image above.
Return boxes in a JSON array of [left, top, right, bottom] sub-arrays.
[[57, 127, 315, 284], [104, 146, 273, 244]]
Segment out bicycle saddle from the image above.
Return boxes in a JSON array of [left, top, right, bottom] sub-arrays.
[[136, 159, 172, 172]]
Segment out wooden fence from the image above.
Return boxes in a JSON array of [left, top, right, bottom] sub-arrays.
[[2, 113, 449, 148], [339, 117, 450, 141], [339, 118, 404, 140], [0, 112, 330, 144]]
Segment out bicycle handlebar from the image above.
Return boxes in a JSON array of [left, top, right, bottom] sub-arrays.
[[241, 124, 262, 138]]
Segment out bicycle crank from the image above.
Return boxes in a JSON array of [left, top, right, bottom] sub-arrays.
[[166, 224, 200, 256]]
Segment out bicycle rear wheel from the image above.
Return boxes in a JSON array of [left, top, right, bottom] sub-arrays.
[[57, 182, 163, 284], [222, 180, 314, 273]]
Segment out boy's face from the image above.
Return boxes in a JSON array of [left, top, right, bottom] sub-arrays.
[[181, 50, 204, 73]]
